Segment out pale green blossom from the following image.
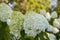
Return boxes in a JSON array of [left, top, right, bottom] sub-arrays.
[[10, 30, 21, 39], [0, 3, 12, 22], [7, 11, 24, 38]]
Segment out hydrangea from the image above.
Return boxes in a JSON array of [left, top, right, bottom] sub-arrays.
[[7, 11, 24, 38], [23, 11, 50, 37], [0, 3, 12, 22], [47, 33, 56, 40], [51, 11, 58, 19], [53, 18, 60, 29]]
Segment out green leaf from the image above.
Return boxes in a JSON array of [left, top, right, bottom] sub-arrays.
[[0, 21, 11, 40], [38, 31, 50, 40]]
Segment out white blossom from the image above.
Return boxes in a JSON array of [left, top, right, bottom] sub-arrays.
[[23, 11, 50, 37], [53, 18, 60, 29], [40, 10, 51, 21], [47, 25, 59, 34], [7, 19, 11, 25], [0, 3, 12, 22], [47, 33, 57, 40], [51, 11, 58, 19], [45, 12, 51, 21], [40, 9, 46, 16]]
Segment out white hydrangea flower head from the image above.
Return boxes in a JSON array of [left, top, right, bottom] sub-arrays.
[[7, 11, 24, 38], [47, 33, 56, 40], [45, 12, 51, 21], [53, 18, 60, 29], [47, 25, 59, 34], [51, 11, 58, 19], [0, 3, 12, 22], [23, 11, 50, 37]]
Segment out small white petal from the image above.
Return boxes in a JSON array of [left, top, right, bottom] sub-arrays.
[[53, 18, 60, 29], [45, 12, 51, 21], [47, 33, 56, 40]]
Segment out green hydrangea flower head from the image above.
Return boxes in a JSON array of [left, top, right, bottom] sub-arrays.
[[7, 11, 24, 38]]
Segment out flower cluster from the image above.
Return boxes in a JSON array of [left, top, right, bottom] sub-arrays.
[[0, 3, 12, 22], [0, 3, 60, 40], [53, 18, 60, 29], [7, 11, 24, 38], [40, 10, 58, 21], [23, 11, 51, 37]]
